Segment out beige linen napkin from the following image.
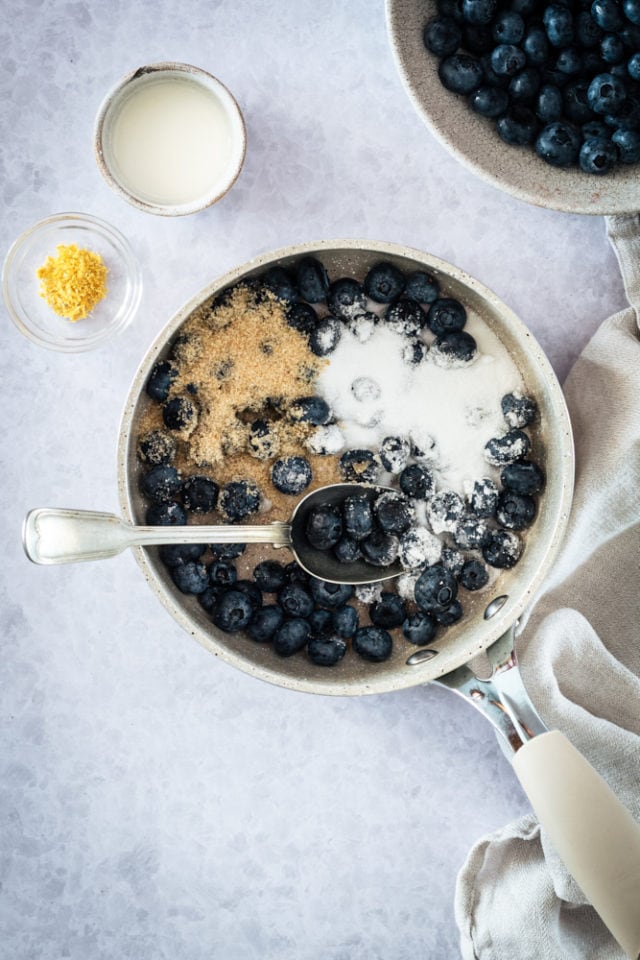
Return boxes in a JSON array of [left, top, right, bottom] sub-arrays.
[[455, 214, 640, 960]]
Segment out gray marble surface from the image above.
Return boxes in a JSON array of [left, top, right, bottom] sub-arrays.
[[0, 1, 630, 958]]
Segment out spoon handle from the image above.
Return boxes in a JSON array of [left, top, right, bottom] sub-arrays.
[[23, 508, 292, 565]]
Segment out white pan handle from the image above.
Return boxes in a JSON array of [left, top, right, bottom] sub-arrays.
[[512, 730, 640, 959]]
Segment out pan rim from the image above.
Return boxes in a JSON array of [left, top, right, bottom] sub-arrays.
[[117, 238, 575, 696]]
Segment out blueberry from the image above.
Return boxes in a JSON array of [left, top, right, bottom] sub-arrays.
[[286, 301, 318, 336], [370, 592, 408, 628], [376, 436, 410, 475], [441, 546, 465, 577], [468, 477, 499, 517], [462, 0, 496, 23], [427, 490, 466, 533], [402, 340, 428, 365], [628, 52, 640, 79], [339, 449, 381, 483], [543, 4, 574, 46], [327, 278, 367, 321], [512, 0, 536, 13], [234, 579, 264, 611], [364, 261, 405, 303], [284, 561, 310, 584], [402, 611, 438, 645], [163, 395, 198, 433], [207, 560, 236, 588], [482, 529, 524, 568], [309, 578, 354, 609], [624, 0, 640, 23], [262, 266, 298, 303], [601, 33, 625, 62], [373, 491, 415, 535], [331, 604, 359, 638], [463, 22, 495, 53], [399, 464, 434, 499], [171, 561, 210, 594], [583, 118, 610, 138], [576, 10, 604, 47], [580, 135, 618, 171], [308, 636, 348, 666], [309, 608, 333, 638], [430, 330, 478, 365], [592, 0, 624, 31], [404, 271, 440, 304], [137, 429, 177, 466], [309, 317, 342, 356], [564, 80, 595, 123], [555, 46, 583, 76], [146, 359, 178, 402], [491, 43, 527, 77], [361, 529, 400, 567], [182, 475, 219, 513], [523, 26, 550, 66], [424, 15, 464, 56], [271, 456, 312, 495], [439, 53, 484, 93], [427, 297, 467, 335], [497, 105, 539, 144], [438, 0, 464, 21], [588, 72, 627, 113], [434, 600, 464, 626], [510, 67, 542, 102], [273, 618, 311, 657], [278, 582, 314, 619], [295, 256, 329, 303], [141, 465, 182, 503], [501, 392, 538, 427], [492, 10, 525, 43], [459, 559, 490, 591], [219, 479, 261, 521], [453, 514, 491, 550], [306, 503, 343, 550], [347, 311, 379, 343], [385, 298, 427, 336], [198, 584, 226, 614], [496, 490, 537, 530], [333, 536, 363, 563], [351, 376, 381, 402], [159, 542, 206, 567], [535, 120, 581, 166], [484, 430, 530, 466], [248, 605, 284, 643], [248, 419, 280, 461], [470, 85, 510, 116], [353, 626, 393, 662], [210, 542, 246, 560], [612, 125, 640, 159], [146, 501, 188, 526], [399, 527, 441, 570], [253, 560, 287, 593], [288, 396, 332, 426], [343, 495, 374, 540], [415, 565, 458, 614]]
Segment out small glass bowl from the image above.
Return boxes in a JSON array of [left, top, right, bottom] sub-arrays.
[[2, 212, 142, 352]]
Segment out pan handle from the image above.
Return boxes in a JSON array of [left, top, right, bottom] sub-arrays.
[[512, 729, 640, 960]]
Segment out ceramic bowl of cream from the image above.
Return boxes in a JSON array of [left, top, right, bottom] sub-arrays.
[[94, 62, 246, 217]]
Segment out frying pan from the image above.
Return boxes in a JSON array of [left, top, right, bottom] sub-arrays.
[[117, 240, 640, 957]]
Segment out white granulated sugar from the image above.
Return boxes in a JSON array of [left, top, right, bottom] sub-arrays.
[[355, 581, 384, 604], [305, 423, 345, 455], [316, 313, 523, 495], [396, 572, 419, 601], [399, 526, 442, 570]]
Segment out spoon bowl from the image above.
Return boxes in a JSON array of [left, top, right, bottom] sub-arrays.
[[23, 483, 402, 585]]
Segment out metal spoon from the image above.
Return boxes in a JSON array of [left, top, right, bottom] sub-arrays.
[[22, 483, 402, 585]]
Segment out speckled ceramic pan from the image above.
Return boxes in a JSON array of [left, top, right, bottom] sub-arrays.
[[117, 239, 574, 696], [386, 0, 640, 215]]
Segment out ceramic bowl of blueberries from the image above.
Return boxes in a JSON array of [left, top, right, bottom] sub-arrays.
[[387, 0, 640, 214], [117, 240, 573, 695]]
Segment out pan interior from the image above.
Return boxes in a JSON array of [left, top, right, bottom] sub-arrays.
[[118, 240, 574, 696]]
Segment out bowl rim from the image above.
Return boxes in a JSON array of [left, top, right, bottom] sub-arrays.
[[385, 0, 640, 216], [93, 61, 247, 217], [116, 238, 575, 697], [2, 211, 143, 353]]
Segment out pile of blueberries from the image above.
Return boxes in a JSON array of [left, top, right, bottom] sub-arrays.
[[423, 0, 640, 173], [135, 256, 544, 668]]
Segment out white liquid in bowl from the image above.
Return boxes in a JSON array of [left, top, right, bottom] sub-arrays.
[[109, 76, 234, 206]]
